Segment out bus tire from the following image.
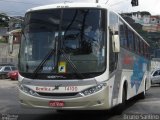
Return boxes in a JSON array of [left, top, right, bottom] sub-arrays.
[[115, 87, 126, 115], [138, 91, 145, 99], [138, 81, 146, 99]]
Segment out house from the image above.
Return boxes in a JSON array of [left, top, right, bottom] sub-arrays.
[[9, 29, 21, 44], [0, 27, 8, 43], [8, 16, 23, 44]]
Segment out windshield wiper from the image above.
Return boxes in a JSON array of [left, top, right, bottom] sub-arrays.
[[33, 48, 56, 79], [64, 10, 78, 36], [31, 38, 85, 79], [59, 49, 85, 79]]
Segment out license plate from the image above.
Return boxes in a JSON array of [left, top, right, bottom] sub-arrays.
[[49, 101, 64, 107]]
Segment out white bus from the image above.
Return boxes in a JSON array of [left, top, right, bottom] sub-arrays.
[[18, 3, 151, 111]]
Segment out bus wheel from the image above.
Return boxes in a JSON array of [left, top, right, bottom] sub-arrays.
[[115, 87, 126, 115], [138, 82, 146, 99], [139, 91, 145, 99]]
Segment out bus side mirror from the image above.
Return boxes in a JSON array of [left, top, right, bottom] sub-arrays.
[[8, 35, 13, 54], [112, 35, 120, 52]]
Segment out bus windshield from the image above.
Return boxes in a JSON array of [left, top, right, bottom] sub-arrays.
[[19, 8, 106, 79]]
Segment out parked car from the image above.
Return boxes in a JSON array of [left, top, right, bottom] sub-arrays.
[[7, 70, 18, 80], [0, 64, 17, 79], [151, 69, 160, 85]]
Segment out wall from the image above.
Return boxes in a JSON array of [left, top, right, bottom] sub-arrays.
[[0, 43, 19, 66]]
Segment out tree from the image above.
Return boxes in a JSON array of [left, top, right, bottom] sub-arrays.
[[0, 13, 9, 27]]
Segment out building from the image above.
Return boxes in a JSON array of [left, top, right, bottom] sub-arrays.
[[0, 16, 22, 65], [8, 16, 23, 44], [122, 11, 160, 32], [0, 27, 8, 43], [8, 16, 23, 31]]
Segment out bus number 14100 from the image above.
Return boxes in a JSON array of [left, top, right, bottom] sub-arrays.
[[65, 86, 78, 92]]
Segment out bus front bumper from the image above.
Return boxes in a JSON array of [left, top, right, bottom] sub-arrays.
[[19, 86, 110, 110]]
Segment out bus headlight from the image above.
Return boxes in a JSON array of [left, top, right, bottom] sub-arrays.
[[19, 84, 38, 96], [80, 83, 106, 96]]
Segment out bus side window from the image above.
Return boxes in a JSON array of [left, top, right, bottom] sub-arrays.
[[135, 37, 140, 54], [144, 44, 146, 57], [138, 38, 141, 54], [125, 25, 129, 48], [119, 20, 127, 48], [132, 31, 136, 51], [141, 41, 144, 56], [128, 29, 134, 50]]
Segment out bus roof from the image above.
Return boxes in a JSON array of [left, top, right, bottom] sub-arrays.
[[27, 3, 108, 12]]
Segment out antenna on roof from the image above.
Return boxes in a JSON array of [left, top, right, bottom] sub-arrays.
[[105, 0, 110, 4], [64, 1, 72, 4]]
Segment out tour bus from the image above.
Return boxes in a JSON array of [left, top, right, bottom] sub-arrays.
[[15, 3, 151, 111]]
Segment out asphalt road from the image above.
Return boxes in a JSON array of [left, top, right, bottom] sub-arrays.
[[0, 79, 160, 120]]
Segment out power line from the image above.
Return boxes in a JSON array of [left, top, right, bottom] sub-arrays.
[[105, 0, 110, 4], [0, 0, 41, 5], [5, 12, 24, 16], [0, 11, 24, 16], [0, 0, 44, 15], [110, 0, 130, 6], [1, 10, 24, 15]]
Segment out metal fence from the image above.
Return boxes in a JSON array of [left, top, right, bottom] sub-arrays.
[[0, 57, 18, 66]]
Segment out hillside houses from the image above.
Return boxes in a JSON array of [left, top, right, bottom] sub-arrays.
[[122, 11, 160, 32], [0, 16, 22, 65]]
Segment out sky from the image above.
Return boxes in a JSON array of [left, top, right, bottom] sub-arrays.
[[0, 0, 160, 16]]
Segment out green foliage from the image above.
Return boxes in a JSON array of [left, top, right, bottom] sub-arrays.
[[0, 13, 9, 27], [0, 39, 7, 43]]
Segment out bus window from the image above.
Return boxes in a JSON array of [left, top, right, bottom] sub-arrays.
[[135, 36, 139, 54], [132, 32, 136, 51], [140, 40, 144, 55], [128, 29, 134, 50], [144, 43, 148, 57], [146, 45, 150, 58], [125, 26, 129, 49], [119, 20, 127, 48]]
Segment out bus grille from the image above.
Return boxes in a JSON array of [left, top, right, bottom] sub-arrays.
[[37, 92, 78, 97]]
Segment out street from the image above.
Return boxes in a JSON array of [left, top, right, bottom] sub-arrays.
[[0, 79, 160, 120]]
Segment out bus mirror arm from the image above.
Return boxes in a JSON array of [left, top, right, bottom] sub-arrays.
[[112, 35, 120, 53]]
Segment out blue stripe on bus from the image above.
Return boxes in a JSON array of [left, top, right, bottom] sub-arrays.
[[131, 57, 148, 93]]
